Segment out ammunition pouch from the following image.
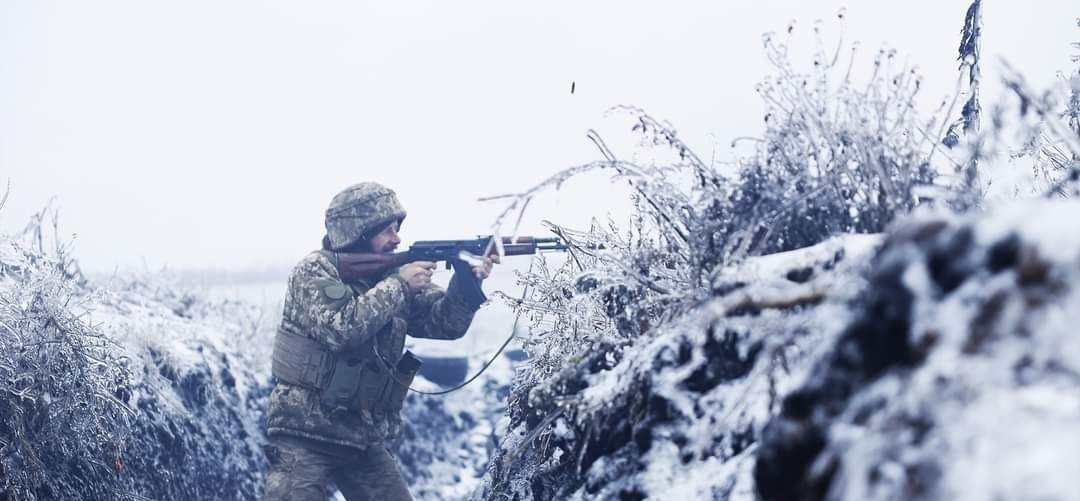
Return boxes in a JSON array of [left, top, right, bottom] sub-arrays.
[[319, 350, 421, 413], [320, 355, 375, 411]]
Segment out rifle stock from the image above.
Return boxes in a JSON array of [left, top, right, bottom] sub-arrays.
[[334, 252, 413, 283]]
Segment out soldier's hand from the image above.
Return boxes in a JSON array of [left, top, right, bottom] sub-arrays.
[[471, 255, 499, 281], [399, 261, 436, 292]]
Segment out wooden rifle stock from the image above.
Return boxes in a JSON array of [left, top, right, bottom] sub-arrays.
[[333, 252, 413, 283]]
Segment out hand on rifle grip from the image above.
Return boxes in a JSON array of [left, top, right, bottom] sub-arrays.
[[399, 261, 436, 293]]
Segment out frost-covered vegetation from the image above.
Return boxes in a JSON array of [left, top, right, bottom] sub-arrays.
[[0, 205, 273, 499], [0, 208, 135, 499], [474, 235, 882, 500], [490, 11, 951, 389], [475, 6, 1080, 501]]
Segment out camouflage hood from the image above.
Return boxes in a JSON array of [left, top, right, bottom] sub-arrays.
[[324, 182, 407, 251]]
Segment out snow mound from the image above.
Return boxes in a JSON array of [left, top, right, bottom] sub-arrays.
[[470, 234, 882, 500], [92, 276, 275, 500], [756, 200, 1080, 501]]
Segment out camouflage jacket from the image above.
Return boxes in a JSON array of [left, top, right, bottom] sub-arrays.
[[265, 250, 484, 451]]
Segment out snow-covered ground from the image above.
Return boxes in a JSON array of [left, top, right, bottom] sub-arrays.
[[758, 201, 1080, 501], [471, 233, 884, 500]]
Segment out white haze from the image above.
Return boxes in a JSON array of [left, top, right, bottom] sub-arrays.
[[0, 0, 1075, 274]]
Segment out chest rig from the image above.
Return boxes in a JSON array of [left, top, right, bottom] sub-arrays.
[[271, 282, 422, 414]]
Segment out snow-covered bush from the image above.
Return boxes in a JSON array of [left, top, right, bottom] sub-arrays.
[[472, 15, 951, 501], [0, 208, 274, 500], [730, 13, 936, 255], [0, 208, 135, 500], [493, 11, 942, 425], [953, 17, 1079, 201]]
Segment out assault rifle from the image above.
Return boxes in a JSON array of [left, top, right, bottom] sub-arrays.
[[331, 236, 572, 282]]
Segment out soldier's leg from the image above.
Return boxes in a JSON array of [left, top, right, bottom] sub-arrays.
[[332, 447, 413, 501], [263, 441, 339, 501]]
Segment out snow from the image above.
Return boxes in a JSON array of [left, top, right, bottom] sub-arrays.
[[758, 201, 1080, 501], [15, 199, 1080, 501], [473, 231, 883, 500], [475, 197, 1080, 501]]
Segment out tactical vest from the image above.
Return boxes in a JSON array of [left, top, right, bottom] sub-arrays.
[[271, 319, 421, 414]]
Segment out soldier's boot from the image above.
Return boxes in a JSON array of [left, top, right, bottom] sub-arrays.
[[333, 447, 414, 501]]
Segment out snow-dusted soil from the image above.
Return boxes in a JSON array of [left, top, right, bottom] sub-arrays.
[[470, 234, 883, 500], [472, 200, 1080, 501], [100, 280, 274, 499], [757, 201, 1080, 501]]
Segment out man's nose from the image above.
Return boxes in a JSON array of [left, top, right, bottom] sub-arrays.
[[389, 230, 401, 244]]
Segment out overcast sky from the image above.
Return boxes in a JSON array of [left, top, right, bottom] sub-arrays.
[[1, 1, 1076, 273]]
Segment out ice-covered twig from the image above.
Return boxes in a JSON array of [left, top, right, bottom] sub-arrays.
[[587, 129, 691, 244], [479, 160, 613, 236], [1001, 62, 1080, 156]]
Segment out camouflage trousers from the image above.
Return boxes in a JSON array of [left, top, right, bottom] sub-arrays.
[[263, 438, 413, 501]]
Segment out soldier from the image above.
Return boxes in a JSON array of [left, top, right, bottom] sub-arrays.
[[263, 182, 496, 501]]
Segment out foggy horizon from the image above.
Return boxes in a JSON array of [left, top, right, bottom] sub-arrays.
[[3, 0, 1076, 274]]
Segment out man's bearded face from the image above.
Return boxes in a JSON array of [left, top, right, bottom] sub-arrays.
[[368, 222, 401, 253]]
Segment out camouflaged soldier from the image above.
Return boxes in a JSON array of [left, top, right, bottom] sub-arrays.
[[263, 182, 495, 501]]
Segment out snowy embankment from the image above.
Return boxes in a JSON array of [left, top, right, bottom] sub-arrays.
[[0, 224, 276, 499], [473, 200, 1080, 501], [0, 222, 513, 500], [470, 232, 882, 500], [757, 200, 1080, 501], [0, 256, 259, 497]]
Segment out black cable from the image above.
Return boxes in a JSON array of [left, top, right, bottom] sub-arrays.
[[382, 325, 518, 396], [376, 261, 534, 396]]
